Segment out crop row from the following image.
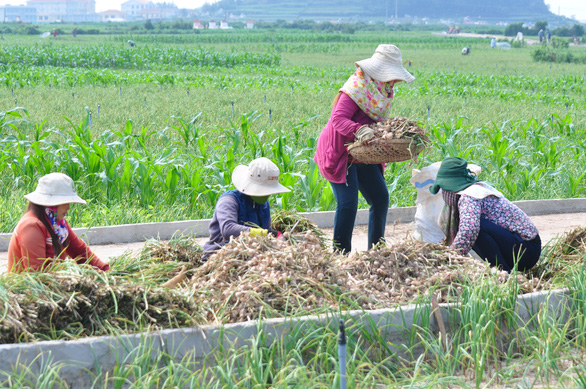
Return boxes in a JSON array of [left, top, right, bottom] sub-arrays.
[[110, 31, 482, 48], [0, 45, 281, 70], [1, 64, 583, 110], [0, 108, 585, 231]]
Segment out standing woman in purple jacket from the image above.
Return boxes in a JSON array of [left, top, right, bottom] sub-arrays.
[[314, 44, 415, 253]]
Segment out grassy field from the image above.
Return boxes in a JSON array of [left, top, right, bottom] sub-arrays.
[[1, 30, 585, 231], [1, 26, 586, 388]]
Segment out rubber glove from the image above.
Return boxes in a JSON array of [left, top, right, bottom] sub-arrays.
[[356, 125, 375, 142], [270, 230, 283, 239], [249, 228, 268, 237]]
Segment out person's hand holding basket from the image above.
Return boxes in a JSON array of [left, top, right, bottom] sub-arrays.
[[348, 117, 428, 164], [355, 125, 376, 142]]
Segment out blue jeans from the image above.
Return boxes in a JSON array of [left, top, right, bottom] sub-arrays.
[[472, 218, 541, 272], [330, 163, 389, 253]]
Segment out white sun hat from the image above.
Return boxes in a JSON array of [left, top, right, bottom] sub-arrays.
[[232, 157, 291, 197], [355, 44, 415, 83], [25, 173, 87, 206]]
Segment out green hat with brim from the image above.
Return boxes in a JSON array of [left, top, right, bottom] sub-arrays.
[[429, 157, 478, 195]]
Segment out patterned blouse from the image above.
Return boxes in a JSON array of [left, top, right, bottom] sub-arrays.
[[452, 195, 539, 255]]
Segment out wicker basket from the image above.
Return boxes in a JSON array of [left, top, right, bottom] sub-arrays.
[[347, 137, 424, 164]]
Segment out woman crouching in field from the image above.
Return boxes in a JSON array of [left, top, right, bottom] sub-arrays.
[[202, 157, 291, 259], [7, 173, 110, 273], [431, 157, 541, 272]]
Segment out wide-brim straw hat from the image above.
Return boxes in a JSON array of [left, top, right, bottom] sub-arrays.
[[429, 157, 478, 195], [355, 44, 415, 83], [25, 172, 87, 206], [232, 157, 291, 197]]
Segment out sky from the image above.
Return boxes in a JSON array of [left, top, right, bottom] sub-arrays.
[[544, 0, 586, 22], [0, 0, 584, 21], [0, 0, 216, 12]]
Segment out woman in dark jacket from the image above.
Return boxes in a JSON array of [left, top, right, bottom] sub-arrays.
[[203, 157, 290, 258]]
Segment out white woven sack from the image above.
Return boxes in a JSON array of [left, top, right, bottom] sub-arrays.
[[410, 162, 445, 243], [410, 162, 482, 244]]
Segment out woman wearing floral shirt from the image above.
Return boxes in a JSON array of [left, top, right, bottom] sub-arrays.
[[430, 157, 541, 272]]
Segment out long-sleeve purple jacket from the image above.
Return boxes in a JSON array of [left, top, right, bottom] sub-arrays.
[[203, 194, 275, 256], [314, 93, 375, 184]]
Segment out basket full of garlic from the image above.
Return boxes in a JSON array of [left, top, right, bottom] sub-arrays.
[[347, 117, 428, 164]]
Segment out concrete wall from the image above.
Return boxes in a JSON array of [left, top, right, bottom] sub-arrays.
[[1, 198, 585, 251], [0, 289, 570, 387]]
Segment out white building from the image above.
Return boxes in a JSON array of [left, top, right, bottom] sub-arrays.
[[121, 0, 153, 20], [246, 20, 254, 29], [193, 19, 203, 29], [208, 19, 218, 29], [138, 5, 177, 20], [27, 0, 96, 22], [121, 0, 177, 21], [0, 5, 37, 23], [220, 19, 232, 29], [98, 9, 126, 22]]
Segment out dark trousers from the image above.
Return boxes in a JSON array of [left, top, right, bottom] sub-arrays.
[[472, 218, 542, 272], [330, 163, 389, 253]]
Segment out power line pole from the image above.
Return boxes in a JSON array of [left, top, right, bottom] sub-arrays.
[[395, 0, 398, 20]]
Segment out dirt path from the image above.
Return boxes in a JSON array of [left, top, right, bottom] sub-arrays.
[[1, 212, 585, 273], [435, 31, 586, 48], [433, 31, 541, 45]]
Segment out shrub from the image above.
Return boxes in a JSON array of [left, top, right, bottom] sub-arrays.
[[504, 22, 525, 37], [530, 47, 555, 62], [76, 28, 100, 35], [511, 40, 524, 48], [551, 36, 569, 49], [171, 20, 192, 30], [24, 26, 40, 35], [528, 20, 548, 35], [531, 46, 586, 64], [553, 24, 585, 37]]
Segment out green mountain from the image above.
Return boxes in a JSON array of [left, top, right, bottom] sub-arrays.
[[199, 0, 559, 23]]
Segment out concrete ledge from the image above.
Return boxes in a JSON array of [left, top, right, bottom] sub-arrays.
[[514, 198, 586, 216], [0, 288, 570, 387], [1, 198, 585, 251]]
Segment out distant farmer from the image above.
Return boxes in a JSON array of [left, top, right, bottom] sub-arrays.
[[546, 28, 551, 44], [128, 40, 135, 47], [314, 44, 415, 254], [515, 31, 524, 42], [72, 27, 77, 38], [7, 173, 110, 273], [491, 37, 496, 48], [202, 158, 291, 258], [461, 47, 470, 55], [52, 29, 58, 38], [538, 29, 544, 43], [430, 157, 541, 272]]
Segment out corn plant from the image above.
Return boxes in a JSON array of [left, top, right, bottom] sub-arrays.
[[427, 117, 474, 159], [166, 113, 203, 150]]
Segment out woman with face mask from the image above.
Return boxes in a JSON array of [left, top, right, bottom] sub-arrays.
[[202, 157, 291, 259], [7, 173, 110, 273], [314, 44, 415, 254]]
